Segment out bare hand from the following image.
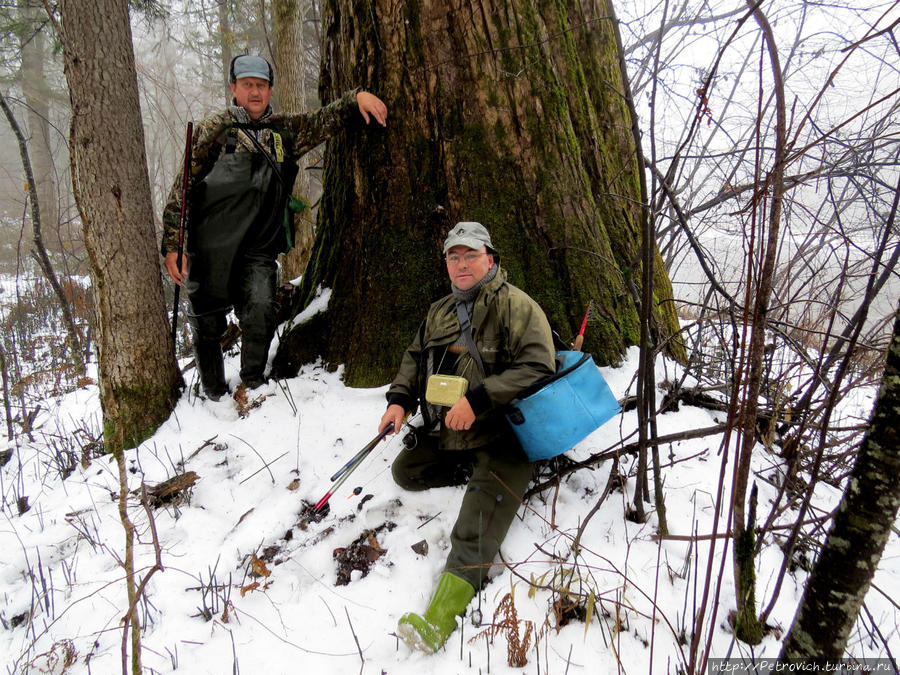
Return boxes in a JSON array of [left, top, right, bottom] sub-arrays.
[[356, 91, 388, 127], [164, 251, 188, 285], [380, 403, 405, 435], [444, 397, 475, 431]]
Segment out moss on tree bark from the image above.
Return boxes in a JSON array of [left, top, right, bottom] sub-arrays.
[[275, 0, 683, 387]]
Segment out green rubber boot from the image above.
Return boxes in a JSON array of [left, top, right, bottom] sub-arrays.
[[397, 572, 475, 653]]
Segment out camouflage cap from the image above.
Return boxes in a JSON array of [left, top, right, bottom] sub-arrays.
[[443, 222, 494, 253]]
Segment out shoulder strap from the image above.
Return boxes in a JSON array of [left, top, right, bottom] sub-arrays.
[[224, 129, 238, 153], [232, 123, 286, 187], [455, 301, 486, 379]]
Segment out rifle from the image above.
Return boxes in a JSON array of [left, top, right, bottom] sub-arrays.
[[171, 121, 194, 346]]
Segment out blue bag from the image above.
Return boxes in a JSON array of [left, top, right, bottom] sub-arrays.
[[506, 351, 620, 461]]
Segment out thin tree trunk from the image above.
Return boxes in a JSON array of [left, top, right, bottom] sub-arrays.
[[0, 89, 85, 376], [731, 0, 787, 644], [116, 451, 141, 675], [780, 302, 900, 659], [0, 344, 13, 440], [218, 0, 234, 106], [274, 0, 315, 282], [18, 0, 60, 243]]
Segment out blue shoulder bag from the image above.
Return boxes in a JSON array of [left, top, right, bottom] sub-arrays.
[[456, 302, 620, 461]]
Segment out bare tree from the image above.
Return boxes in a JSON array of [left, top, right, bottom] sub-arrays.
[[614, 0, 899, 667], [0, 88, 85, 375], [16, 0, 60, 247]]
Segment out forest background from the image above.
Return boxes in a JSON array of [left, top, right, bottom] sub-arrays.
[[0, 0, 899, 674]]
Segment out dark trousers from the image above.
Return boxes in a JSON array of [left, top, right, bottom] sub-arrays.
[[391, 431, 533, 590], [189, 257, 278, 392]]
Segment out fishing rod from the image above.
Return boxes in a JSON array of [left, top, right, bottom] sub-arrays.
[[314, 422, 395, 512], [572, 300, 592, 352], [171, 121, 193, 346]]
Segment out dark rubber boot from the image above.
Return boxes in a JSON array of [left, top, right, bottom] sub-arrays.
[[234, 258, 277, 389], [194, 339, 227, 399], [190, 313, 228, 399]]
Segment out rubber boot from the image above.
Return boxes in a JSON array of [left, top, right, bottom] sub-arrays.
[[239, 337, 269, 389], [397, 572, 475, 653], [235, 258, 277, 389], [194, 338, 228, 400]]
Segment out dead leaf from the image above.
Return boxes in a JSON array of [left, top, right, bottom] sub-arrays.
[[240, 582, 260, 597], [250, 554, 271, 578], [366, 533, 385, 554], [287, 479, 300, 491]]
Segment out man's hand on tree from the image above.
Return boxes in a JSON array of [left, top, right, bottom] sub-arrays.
[[356, 91, 388, 126]]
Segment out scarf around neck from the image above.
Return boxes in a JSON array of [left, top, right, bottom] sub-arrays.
[[451, 263, 499, 317]]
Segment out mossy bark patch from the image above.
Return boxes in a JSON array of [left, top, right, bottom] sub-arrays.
[[277, 0, 683, 387]]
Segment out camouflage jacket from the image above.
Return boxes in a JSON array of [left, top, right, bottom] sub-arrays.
[[387, 267, 556, 451], [160, 89, 360, 254]]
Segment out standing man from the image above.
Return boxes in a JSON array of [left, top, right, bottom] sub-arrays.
[[379, 222, 556, 653], [162, 54, 387, 398]]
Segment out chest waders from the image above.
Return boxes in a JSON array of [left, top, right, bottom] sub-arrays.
[[186, 128, 298, 395]]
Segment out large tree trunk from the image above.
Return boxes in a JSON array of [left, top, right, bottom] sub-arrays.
[[57, 0, 182, 453], [274, 0, 683, 387], [780, 302, 900, 659]]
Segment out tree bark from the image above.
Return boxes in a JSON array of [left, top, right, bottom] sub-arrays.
[[780, 302, 900, 660], [56, 0, 182, 453], [274, 0, 684, 387], [274, 0, 316, 281], [731, 0, 787, 644], [218, 0, 235, 106]]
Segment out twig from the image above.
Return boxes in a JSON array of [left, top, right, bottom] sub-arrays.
[[526, 424, 728, 498], [417, 512, 442, 529], [570, 457, 619, 554], [344, 607, 364, 672], [229, 434, 276, 483], [276, 378, 298, 416], [239, 452, 288, 485]]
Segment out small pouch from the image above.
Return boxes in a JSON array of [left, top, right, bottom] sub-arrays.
[[425, 374, 469, 407]]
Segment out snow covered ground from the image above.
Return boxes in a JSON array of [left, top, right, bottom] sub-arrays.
[[1, 330, 896, 674]]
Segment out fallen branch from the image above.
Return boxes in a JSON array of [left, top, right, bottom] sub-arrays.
[[526, 424, 729, 499], [142, 471, 199, 508]]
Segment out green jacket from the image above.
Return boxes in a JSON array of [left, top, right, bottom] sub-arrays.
[[387, 267, 555, 450], [160, 89, 360, 255]]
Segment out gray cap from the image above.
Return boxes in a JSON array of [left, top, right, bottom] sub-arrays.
[[231, 55, 272, 83], [443, 221, 494, 253]]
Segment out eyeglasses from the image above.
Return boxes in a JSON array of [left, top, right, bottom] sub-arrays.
[[445, 251, 485, 265]]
